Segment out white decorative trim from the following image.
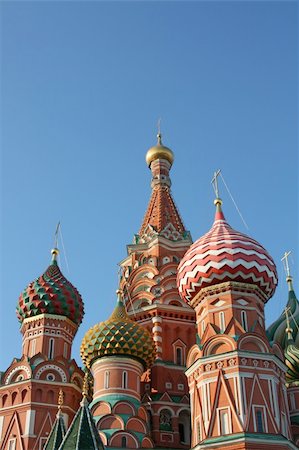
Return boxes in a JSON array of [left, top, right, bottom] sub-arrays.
[[5, 365, 31, 384], [35, 365, 67, 382]]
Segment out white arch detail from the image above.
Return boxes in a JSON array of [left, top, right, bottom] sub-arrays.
[[35, 364, 67, 382], [5, 365, 31, 384]]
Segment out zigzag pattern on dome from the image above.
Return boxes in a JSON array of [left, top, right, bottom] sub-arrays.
[[17, 255, 84, 326], [177, 204, 278, 304]]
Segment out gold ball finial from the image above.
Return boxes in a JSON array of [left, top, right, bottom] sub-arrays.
[[51, 248, 59, 262], [214, 198, 223, 206], [145, 133, 174, 167]]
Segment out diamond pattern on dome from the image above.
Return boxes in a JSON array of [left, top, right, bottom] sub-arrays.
[[16, 261, 84, 325], [81, 300, 156, 370]]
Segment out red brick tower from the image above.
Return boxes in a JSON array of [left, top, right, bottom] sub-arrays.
[[119, 134, 196, 449], [177, 196, 297, 449], [0, 249, 85, 450]]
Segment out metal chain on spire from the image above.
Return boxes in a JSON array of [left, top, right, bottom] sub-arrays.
[[219, 171, 249, 230]]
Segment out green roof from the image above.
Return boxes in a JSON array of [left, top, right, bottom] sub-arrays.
[[58, 398, 104, 450], [44, 413, 66, 450]]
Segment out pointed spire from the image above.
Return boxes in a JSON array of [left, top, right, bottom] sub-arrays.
[[211, 170, 225, 221], [44, 390, 66, 450], [51, 222, 61, 264], [80, 372, 89, 406], [58, 371, 104, 450], [57, 389, 64, 418]]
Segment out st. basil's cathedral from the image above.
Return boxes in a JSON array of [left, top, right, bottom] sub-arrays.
[[0, 134, 298, 450]]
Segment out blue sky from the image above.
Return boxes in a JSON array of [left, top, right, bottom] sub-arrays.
[[1, 1, 298, 370]]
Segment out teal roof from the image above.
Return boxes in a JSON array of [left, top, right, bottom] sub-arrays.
[[58, 398, 104, 450], [44, 413, 66, 450]]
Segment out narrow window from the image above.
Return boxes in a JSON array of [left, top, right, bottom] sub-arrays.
[[256, 409, 264, 433], [219, 409, 230, 435], [197, 420, 201, 442], [241, 310, 248, 331], [63, 343, 68, 358], [176, 347, 183, 365], [219, 312, 226, 333], [179, 423, 185, 443], [8, 439, 16, 450], [281, 413, 287, 436], [104, 371, 110, 389], [122, 371, 128, 389], [31, 339, 36, 357], [121, 436, 127, 447], [48, 338, 55, 359], [201, 320, 205, 335], [290, 393, 296, 410]]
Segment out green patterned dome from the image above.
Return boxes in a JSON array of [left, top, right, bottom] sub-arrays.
[[17, 249, 84, 326], [267, 277, 299, 350], [81, 291, 156, 370], [285, 341, 299, 385]]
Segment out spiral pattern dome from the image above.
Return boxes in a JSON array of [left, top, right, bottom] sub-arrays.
[[81, 292, 156, 370], [267, 279, 299, 349], [17, 250, 84, 325], [177, 201, 278, 304], [285, 342, 299, 385]]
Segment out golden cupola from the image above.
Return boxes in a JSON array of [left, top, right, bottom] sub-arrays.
[[145, 132, 174, 167], [80, 290, 156, 370]]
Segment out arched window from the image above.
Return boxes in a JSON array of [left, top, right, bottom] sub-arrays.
[[176, 347, 183, 366], [241, 310, 248, 331], [104, 371, 110, 389], [63, 342, 68, 358], [30, 339, 36, 357], [48, 338, 55, 359], [121, 436, 127, 447], [178, 410, 191, 444], [219, 408, 230, 435], [219, 312, 226, 333], [122, 371, 128, 389], [159, 409, 172, 431]]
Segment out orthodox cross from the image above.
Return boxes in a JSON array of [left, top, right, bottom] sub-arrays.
[[211, 169, 221, 198], [281, 251, 292, 277], [54, 221, 61, 248]]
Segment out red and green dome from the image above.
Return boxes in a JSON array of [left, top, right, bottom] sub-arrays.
[[17, 249, 84, 326]]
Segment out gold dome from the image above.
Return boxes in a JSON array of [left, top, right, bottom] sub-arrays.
[[80, 292, 156, 370], [145, 133, 174, 167]]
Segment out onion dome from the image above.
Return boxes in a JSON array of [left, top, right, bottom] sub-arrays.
[[177, 199, 278, 304], [285, 342, 299, 385], [81, 290, 156, 370], [146, 132, 174, 167], [267, 275, 299, 349], [16, 248, 84, 326]]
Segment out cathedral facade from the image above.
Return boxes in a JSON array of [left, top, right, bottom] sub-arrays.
[[0, 135, 298, 450]]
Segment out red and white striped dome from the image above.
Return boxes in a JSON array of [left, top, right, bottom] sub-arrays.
[[177, 202, 278, 304]]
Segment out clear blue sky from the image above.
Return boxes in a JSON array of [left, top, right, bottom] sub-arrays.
[[1, 1, 298, 370]]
